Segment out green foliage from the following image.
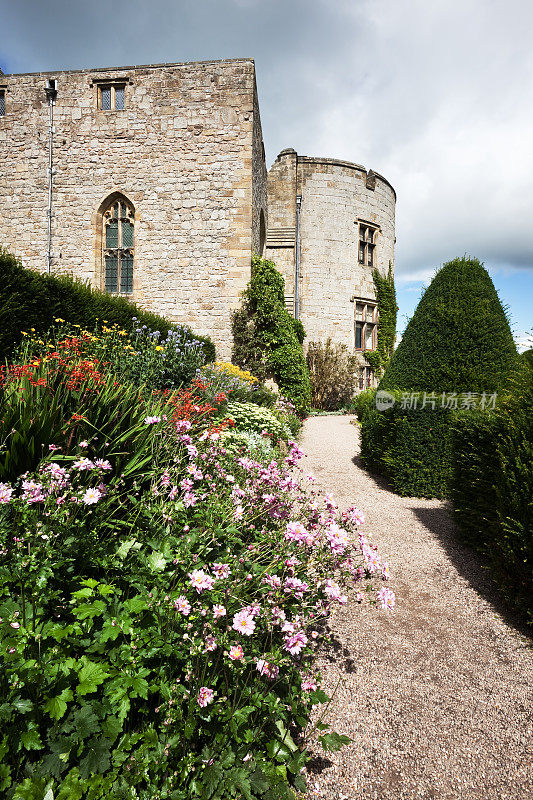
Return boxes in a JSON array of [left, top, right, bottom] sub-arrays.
[[226, 401, 289, 443], [350, 388, 377, 422], [363, 265, 397, 377], [231, 256, 311, 415], [306, 339, 358, 411], [379, 256, 518, 393], [451, 361, 533, 619], [361, 397, 454, 498], [0, 249, 215, 363], [364, 257, 519, 498]]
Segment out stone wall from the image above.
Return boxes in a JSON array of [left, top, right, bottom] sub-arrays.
[[0, 59, 266, 359], [266, 150, 396, 357]]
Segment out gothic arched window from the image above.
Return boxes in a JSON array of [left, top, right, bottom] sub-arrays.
[[103, 198, 134, 294]]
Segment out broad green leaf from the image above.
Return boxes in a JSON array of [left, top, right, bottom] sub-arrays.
[[319, 731, 352, 752], [20, 729, 43, 751], [147, 551, 166, 572], [76, 660, 110, 696]]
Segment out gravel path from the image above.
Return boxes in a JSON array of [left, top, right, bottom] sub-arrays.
[[300, 415, 532, 800]]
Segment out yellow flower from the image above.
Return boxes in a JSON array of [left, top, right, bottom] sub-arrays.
[[54, 317, 65, 323], [155, 346, 164, 351], [21, 331, 28, 336], [118, 330, 127, 336]]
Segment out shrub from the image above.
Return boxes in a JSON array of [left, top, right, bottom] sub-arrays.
[[231, 256, 311, 415], [363, 257, 519, 498], [379, 256, 518, 393], [361, 397, 454, 498], [225, 401, 289, 443], [451, 361, 533, 619], [306, 338, 358, 411], [350, 388, 376, 422], [0, 357, 393, 797], [0, 250, 215, 363]]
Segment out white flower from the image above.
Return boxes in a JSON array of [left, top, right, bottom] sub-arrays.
[[82, 487, 102, 505]]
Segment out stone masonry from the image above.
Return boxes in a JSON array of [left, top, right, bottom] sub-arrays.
[[266, 149, 395, 385], [0, 59, 267, 360]]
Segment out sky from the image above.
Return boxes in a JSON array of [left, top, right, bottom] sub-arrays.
[[1, 0, 532, 350]]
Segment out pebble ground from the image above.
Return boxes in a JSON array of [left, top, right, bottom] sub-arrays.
[[300, 415, 532, 800]]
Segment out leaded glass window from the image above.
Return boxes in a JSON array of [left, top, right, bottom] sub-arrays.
[[99, 84, 126, 111], [103, 199, 134, 294], [0, 91, 5, 117], [354, 300, 377, 351], [358, 222, 378, 267]]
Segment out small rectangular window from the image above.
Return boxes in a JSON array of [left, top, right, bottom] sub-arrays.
[[99, 84, 126, 111], [0, 91, 5, 117], [358, 222, 379, 266], [100, 87, 112, 111], [114, 86, 125, 110]]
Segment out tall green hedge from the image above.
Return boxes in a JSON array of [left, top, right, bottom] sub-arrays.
[[361, 256, 519, 498], [231, 255, 311, 414], [379, 256, 519, 393], [0, 250, 215, 362], [360, 394, 454, 498], [451, 362, 533, 620]]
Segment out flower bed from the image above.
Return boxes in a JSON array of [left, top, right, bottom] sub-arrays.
[[0, 325, 393, 799]]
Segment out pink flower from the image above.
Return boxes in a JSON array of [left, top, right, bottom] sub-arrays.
[[301, 675, 317, 692], [189, 570, 215, 593], [228, 644, 244, 661], [10, 622, 20, 629], [212, 563, 231, 579], [144, 416, 161, 425], [95, 459, 112, 471], [376, 587, 395, 611], [183, 491, 197, 508], [256, 659, 278, 679], [212, 604, 226, 619], [73, 458, 94, 471], [175, 596, 191, 615], [0, 483, 13, 504], [263, 573, 281, 589], [232, 610, 256, 636], [197, 686, 214, 707], [82, 487, 102, 505], [323, 580, 347, 605], [234, 505, 244, 520], [284, 631, 308, 655], [204, 635, 217, 652]]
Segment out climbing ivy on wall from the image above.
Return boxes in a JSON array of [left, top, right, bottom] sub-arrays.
[[363, 263, 397, 377]]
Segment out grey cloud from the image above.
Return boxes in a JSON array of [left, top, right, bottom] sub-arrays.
[[1, 0, 532, 279]]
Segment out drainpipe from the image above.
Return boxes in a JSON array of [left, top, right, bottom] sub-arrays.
[[295, 194, 302, 319], [45, 79, 57, 274]]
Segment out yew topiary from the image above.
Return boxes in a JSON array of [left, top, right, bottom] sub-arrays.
[[379, 256, 518, 393]]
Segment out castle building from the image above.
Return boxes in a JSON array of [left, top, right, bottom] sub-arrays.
[[266, 149, 396, 389], [0, 59, 395, 381]]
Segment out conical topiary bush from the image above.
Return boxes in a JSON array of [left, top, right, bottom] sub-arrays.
[[379, 256, 518, 393], [361, 256, 519, 498]]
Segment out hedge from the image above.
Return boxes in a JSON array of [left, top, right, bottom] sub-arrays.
[[379, 256, 519, 393], [360, 395, 454, 498], [232, 255, 311, 414], [0, 250, 216, 362], [363, 257, 519, 498], [451, 363, 533, 620]]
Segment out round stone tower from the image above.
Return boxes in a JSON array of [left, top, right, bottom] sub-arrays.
[[266, 149, 396, 388]]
